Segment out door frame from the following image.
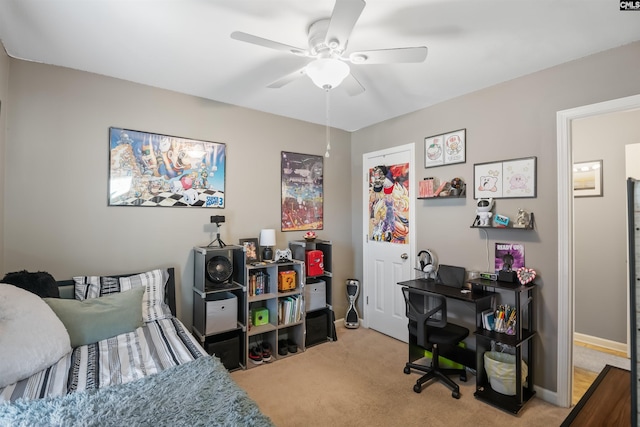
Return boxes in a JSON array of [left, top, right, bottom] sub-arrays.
[[556, 93, 640, 407], [362, 142, 416, 330]]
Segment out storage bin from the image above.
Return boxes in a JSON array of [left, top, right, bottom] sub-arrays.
[[207, 335, 240, 370], [205, 292, 238, 335], [305, 309, 328, 347], [484, 351, 528, 396], [305, 279, 326, 312]]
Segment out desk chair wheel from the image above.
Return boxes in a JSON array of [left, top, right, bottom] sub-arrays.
[[403, 366, 411, 375], [413, 384, 422, 393], [452, 391, 461, 399]]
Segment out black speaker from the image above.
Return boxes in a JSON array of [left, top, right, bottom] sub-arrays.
[[194, 246, 235, 292]]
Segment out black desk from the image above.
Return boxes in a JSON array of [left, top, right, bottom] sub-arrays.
[[398, 278, 496, 370]]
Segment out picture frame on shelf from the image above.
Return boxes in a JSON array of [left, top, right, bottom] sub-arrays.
[[573, 160, 603, 197], [239, 238, 259, 263], [424, 129, 466, 168], [108, 127, 226, 208], [474, 156, 536, 199]]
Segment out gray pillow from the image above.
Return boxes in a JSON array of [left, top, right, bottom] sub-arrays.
[[44, 287, 144, 347]]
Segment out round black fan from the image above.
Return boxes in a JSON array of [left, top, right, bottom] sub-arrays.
[[206, 255, 233, 284]]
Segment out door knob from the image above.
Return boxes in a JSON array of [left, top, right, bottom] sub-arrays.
[[401, 253, 408, 260]]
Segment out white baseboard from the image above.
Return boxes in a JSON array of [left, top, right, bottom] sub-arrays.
[[534, 385, 565, 407], [574, 332, 627, 353]]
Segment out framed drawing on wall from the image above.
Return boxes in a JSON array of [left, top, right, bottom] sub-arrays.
[[108, 127, 226, 208], [425, 129, 466, 168], [474, 156, 536, 199], [281, 151, 323, 231], [573, 160, 603, 197]]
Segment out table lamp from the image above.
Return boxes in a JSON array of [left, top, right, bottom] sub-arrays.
[[259, 229, 276, 261]]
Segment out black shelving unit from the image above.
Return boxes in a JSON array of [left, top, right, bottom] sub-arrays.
[[469, 278, 537, 415], [289, 239, 337, 347], [192, 245, 246, 371]]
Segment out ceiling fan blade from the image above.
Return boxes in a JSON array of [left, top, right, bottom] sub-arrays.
[[325, 0, 366, 51], [231, 31, 307, 56], [341, 73, 365, 96], [349, 46, 428, 64], [267, 67, 307, 88]]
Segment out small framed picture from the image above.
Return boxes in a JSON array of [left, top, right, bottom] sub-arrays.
[[573, 160, 603, 197], [474, 156, 536, 199], [424, 129, 466, 168], [239, 238, 259, 263]]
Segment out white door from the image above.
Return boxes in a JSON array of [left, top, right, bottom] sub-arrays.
[[362, 143, 416, 342]]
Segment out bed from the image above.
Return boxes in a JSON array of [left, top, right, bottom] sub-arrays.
[[0, 268, 273, 426]]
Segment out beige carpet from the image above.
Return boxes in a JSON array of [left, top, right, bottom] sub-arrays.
[[231, 323, 572, 427]]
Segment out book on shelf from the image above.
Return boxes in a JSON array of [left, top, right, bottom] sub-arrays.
[[278, 295, 302, 325], [482, 309, 495, 331], [249, 271, 269, 296]]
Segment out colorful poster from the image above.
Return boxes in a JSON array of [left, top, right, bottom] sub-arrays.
[[495, 242, 525, 272], [281, 151, 323, 231], [108, 127, 226, 207], [368, 163, 410, 244]]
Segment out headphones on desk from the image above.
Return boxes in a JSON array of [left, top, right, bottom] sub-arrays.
[[417, 249, 437, 278]]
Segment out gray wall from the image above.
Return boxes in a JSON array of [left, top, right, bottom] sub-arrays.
[[573, 110, 640, 344], [3, 60, 354, 325], [0, 47, 8, 274], [351, 41, 640, 392]]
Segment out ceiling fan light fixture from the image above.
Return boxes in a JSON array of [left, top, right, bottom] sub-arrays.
[[305, 58, 350, 90], [350, 53, 367, 63]]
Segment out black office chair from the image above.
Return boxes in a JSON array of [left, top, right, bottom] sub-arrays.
[[402, 286, 469, 399]]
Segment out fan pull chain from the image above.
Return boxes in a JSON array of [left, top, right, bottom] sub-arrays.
[[325, 89, 331, 158]]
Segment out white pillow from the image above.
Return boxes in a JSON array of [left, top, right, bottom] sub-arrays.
[[0, 284, 71, 388], [73, 269, 171, 322]]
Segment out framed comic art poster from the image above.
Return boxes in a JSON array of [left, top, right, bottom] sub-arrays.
[[281, 151, 323, 231], [108, 127, 226, 207]]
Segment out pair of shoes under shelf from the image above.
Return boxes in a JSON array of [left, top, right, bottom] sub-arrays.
[[278, 339, 298, 356], [260, 342, 272, 362], [278, 339, 288, 356], [249, 347, 263, 364]]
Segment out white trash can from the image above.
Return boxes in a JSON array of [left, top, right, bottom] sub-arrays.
[[484, 351, 528, 396]]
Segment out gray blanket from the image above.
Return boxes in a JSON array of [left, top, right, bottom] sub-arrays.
[[0, 356, 274, 427]]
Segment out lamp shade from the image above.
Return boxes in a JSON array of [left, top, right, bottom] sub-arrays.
[[259, 229, 276, 247], [305, 58, 350, 90]]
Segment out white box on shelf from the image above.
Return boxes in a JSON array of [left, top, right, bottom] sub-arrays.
[[205, 292, 238, 334], [305, 279, 326, 312]]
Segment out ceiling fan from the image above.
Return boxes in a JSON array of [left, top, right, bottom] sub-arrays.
[[230, 0, 428, 95]]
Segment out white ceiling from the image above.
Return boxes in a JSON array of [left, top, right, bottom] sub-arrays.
[[1, 0, 639, 131]]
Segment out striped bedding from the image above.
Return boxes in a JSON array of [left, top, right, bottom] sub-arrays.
[[0, 317, 206, 403]]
